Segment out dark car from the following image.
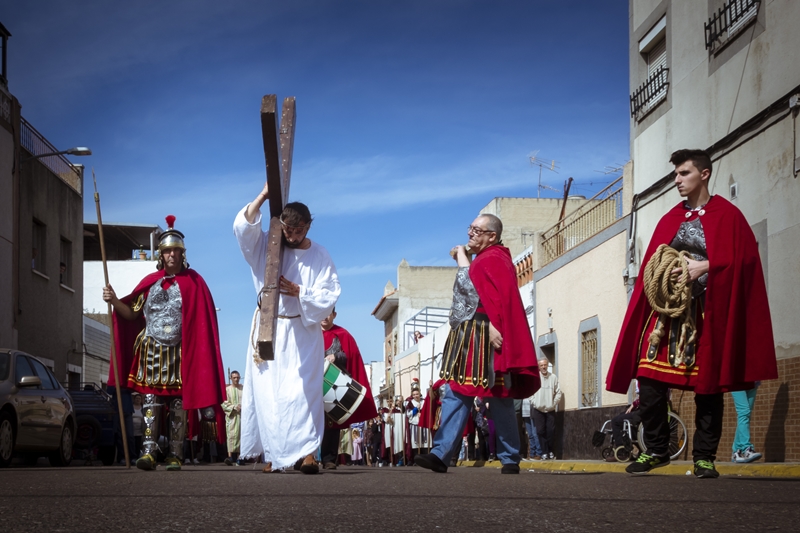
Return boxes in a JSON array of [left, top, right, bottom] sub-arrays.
[[69, 383, 118, 465], [0, 349, 76, 467]]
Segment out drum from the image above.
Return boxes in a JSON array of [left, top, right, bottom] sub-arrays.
[[323, 360, 366, 425]]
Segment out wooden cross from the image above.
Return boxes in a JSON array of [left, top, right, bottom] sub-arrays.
[[256, 94, 296, 361]]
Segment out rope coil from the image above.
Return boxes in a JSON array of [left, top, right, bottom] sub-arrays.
[[643, 244, 696, 366]]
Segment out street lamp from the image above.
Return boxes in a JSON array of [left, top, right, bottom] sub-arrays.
[[22, 146, 92, 162]]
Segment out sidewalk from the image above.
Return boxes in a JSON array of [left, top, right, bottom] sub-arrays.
[[455, 458, 800, 477]]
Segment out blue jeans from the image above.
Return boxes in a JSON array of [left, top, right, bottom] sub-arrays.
[[430, 384, 521, 466], [524, 417, 543, 457], [731, 388, 757, 453]]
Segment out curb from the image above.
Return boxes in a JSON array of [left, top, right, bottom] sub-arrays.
[[455, 459, 800, 477]]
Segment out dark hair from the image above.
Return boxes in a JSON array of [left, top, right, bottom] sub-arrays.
[[281, 202, 313, 226], [231, 370, 240, 376], [478, 214, 503, 240], [669, 149, 712, 177]]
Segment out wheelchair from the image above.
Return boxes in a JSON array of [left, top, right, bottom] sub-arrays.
[[593, 411, 688, 462]]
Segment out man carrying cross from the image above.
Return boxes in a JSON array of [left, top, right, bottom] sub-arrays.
[[234, 180, 340, 474]]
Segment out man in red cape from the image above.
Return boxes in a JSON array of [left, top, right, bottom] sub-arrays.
[[416, 213, 539, 474], [320, 309, 378, 469], [104, 215, 227, 471], [606, 149, 777, 478]]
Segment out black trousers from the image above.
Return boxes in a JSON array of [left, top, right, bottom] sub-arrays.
[[638, 377, 724, 461], [321, 427, 340, 464], [532, 409, 556, 455]]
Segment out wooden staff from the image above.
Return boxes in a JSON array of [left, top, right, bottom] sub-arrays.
[[92, 169, 131, 468]]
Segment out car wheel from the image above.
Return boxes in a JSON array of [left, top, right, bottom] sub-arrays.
[[0, 412, 15, 468], [49, 423, 74, 467], [74, 415, 102, 450]]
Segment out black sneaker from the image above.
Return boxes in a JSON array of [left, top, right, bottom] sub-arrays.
[[224, 457, 233, 466], [501, 463, 520, 474], [625, 452, 670, 474], [415, 453, 448, 473], [694, 459, 719, 478]]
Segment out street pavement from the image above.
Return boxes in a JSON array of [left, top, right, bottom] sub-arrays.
[[2, 461, 800, 532]]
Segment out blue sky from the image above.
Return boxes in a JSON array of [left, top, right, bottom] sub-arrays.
[[3, 0, 630, 370]]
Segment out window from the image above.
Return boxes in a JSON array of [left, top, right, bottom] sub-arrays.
[[580, 329, 599, 408], [705, 0, 760, 53], [15, 354, 36, 385], [29, 358, 57, 390], [60, 237, 71, 286], [631, 16, 669, 120], [32, 219, 46, 273]]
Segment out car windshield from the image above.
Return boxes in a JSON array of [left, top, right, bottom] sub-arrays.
[[0, 352, 9, 381]]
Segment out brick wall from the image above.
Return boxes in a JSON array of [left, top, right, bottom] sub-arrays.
[[669, 356, 800, 462]]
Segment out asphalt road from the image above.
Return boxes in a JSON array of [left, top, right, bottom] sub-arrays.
[[1, 463, 799, 532]]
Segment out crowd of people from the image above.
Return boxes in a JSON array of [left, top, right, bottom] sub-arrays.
[[101, 148, 776, 478]]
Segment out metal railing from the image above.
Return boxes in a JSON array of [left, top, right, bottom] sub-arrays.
[[539, 177, 623, 266], [20, 117, 82, 194], [630, 65, 669, 120], [705, 0, 760, 52], [515, 248, 534, 288]]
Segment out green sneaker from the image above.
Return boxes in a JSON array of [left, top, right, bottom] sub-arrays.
[[625, 452, 670, 474], [135, 453, 157, 471], [694, 459, 719, 478], [165, 456, 182, 471]]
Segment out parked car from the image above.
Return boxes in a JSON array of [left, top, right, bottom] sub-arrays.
[[0, 349, 76, 467], [69, 383, 118, 465]]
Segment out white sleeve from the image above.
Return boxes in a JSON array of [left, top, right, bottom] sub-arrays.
[[298, 253, 341, 328], [233, 204, 267, 281]]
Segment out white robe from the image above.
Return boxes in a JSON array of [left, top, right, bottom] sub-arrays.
[[234, 206, 340, 469]]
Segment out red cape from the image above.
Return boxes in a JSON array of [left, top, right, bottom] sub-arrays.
[[468, 245, 540, 398], [419, 379, 445, 430], [606, 196, 777, 395], [107, 268, 227, 441], [323, 324, 379, 429]]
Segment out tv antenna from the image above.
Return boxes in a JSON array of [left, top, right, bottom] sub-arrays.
[[529, 151, 560, 198], [594, 163, 625, 175]]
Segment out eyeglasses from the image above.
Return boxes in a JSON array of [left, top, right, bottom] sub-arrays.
[[467, 225, 495, 236], [281, 222, 309, 237]]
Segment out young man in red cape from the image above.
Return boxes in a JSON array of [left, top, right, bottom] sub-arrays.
[[320, 308, 378, 469], [415, 214, 540, 474], [104, 216, 227, 471], [606, 149, 777, 478]]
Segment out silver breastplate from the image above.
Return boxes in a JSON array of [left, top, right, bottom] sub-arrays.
[[449, 267, 480, 328], [670, 217, 708, 293], [143, 279, 182, 346]]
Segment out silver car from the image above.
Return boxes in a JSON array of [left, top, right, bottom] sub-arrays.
[[0, 349, 76, 467]]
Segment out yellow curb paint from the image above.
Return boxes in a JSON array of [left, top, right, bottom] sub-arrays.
[[458, 459, 800, 478]]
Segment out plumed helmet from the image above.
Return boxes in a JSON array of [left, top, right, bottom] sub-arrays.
[[410, 378, 420, 391], [158, 215, 185, 251]]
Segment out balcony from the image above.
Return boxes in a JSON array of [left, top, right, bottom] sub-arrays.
[[705, 0, 760, 53], [20, 117, 83, 195], [539, 177, 623, 266], [630, 65, 669, 121]]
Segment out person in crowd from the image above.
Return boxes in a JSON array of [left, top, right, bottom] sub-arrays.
[[521, 391, 543, 460], [222, 370, 244, 466], [731, 384, 762, 463], [532, 357, 562, 460], [606, 149, 777, 478], [234, 181, 340, 474], [405, 380, 430, 464], [320, 308, 377, 469], [131, 393, 144, 457], [415, 213, 539, 475], [103, 215, 226, 472]]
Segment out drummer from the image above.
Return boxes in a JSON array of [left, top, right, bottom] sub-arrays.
[[320, 309, 378, 470]]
